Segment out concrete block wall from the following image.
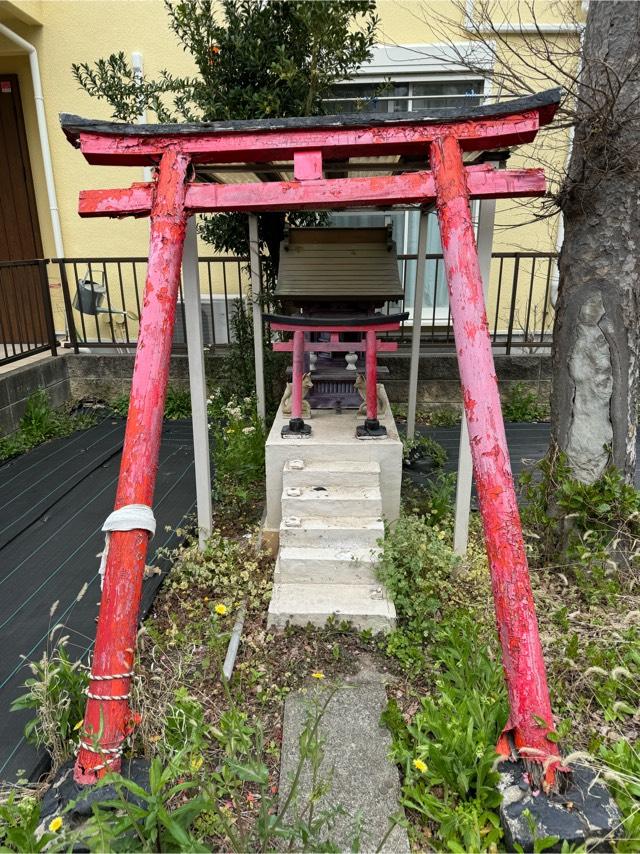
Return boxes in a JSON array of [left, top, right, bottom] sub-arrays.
[[0, 356, 71, 436], [0, 350, 552, 437], [380, 352, 552, 411]]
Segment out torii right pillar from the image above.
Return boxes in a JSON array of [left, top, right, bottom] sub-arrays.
[[431, 135, 561, 785]]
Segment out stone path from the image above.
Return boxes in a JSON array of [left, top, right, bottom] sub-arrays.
[[279, 662, 409, 853]]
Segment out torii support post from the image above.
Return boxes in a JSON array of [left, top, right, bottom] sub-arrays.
[[431, 135, 560, 782], [74, 150, 190, 784]]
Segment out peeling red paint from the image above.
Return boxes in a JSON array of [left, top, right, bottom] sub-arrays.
[[74, 149, 190, 785], [431, 134, 560, 780]]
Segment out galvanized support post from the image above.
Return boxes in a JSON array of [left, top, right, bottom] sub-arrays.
[[431, 135, 560, 779], [74, 149, 190, 784], [454, 180, 497, 555], [406, 209, 429, 439], [182, 216, 213, 551], [248, 214, 266, 422]]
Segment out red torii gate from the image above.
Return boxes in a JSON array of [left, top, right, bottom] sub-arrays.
[[61, 89, 564, 786]]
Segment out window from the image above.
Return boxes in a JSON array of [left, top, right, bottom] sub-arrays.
[[325, 78, 484, 115], [326, 76, 485, 322]]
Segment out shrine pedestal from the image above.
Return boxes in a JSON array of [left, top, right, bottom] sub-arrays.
[[264, 385, 401, 632]]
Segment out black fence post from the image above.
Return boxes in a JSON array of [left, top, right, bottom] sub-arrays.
[[57, 259, 80, 354], [37, 260, 58, 357]]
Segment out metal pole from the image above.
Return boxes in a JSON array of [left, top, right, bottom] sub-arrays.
[[182, 216, 213, 551], [248, 214, 266, 421], [431, 135, 560, 780], [454, 182, 497, 555], [406, 209, 429, 439], [74, 150, 190, 784]]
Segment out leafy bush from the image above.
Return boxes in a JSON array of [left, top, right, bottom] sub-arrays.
[[502, 382, 548, 422], [427, 406, 461, 427], [402, 434, 447, 468], [0, 391, 94, 462], [164, 387, 192, 420]]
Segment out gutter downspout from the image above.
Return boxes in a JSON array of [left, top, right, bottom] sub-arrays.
[[0, 22, 64, 259]]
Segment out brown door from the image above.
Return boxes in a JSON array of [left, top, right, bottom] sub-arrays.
[[0, 73, 47, 348]]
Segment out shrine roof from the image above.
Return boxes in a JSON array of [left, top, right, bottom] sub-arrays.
[[275, 227, 404, 302], [61, 88, 561, 213], [60, 88, 561, 143]]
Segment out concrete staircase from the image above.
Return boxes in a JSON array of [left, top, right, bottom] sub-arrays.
[[268, 459, 396, 631]]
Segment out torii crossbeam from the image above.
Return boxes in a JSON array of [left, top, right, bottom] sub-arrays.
[[61, 88, 565, 787]]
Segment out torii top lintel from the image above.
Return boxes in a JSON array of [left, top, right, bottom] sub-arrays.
[[61, 88, 561, 217]]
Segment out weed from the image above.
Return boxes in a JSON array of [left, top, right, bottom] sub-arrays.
[[110, 386, 191, 420], [426, 406, 461, 427], [208, 389, 266, 513], [0, 391, 95, 463], [377, 513, 491, 674], [402, 471, 457, 525], [12, 640, 89, 771], [520, 453, 640, 602], [502, 382, 548, 422]]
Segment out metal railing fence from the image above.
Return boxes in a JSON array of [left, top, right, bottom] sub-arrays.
[[0, 251, 557, 366], [0, 259, 58, 367]]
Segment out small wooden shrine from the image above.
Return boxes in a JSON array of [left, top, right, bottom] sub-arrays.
[[268, 226, 407, 437]]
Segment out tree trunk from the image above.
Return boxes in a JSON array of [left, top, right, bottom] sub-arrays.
[[551, 1, 640, 485]]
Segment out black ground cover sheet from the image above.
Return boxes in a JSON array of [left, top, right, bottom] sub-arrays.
[[0, 418, 195, 782]]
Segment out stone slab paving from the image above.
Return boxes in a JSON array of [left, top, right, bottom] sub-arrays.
[[279, 662, 409, 853]]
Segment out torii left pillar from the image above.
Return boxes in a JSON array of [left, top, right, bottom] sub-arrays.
[[74, 150, 190, 783]]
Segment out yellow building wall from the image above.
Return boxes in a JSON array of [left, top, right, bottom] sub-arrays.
[[0, 0, 580, 338]]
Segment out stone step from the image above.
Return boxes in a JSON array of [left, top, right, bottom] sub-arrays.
[[268, 582, 396, 632], [281, 485, 382, 518], [283, 458, 381, 490], [276, 546, 382, 585], [279, 515, 384, 549]]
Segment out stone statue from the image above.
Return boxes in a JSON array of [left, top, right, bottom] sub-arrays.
[[354, 373, 386, 416], [283, 372, 313, 418]]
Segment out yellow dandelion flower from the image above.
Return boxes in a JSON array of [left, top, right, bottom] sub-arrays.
[[190, 755, 204, 772], [48, 816, 63, 833], [214, 603, 228, 615], [412, 758, 427, 774], [311, 671, 325, 680]]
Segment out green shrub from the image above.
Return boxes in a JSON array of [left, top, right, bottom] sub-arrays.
[[0, 391, 94, 463], [502, 382, 548, 422], [164, 386, 191, 419], [402, 434, 447, 468], [427, 406, 461, 427]]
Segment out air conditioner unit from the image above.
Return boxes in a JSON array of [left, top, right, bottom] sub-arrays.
[[173, 295, 241, 346]]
